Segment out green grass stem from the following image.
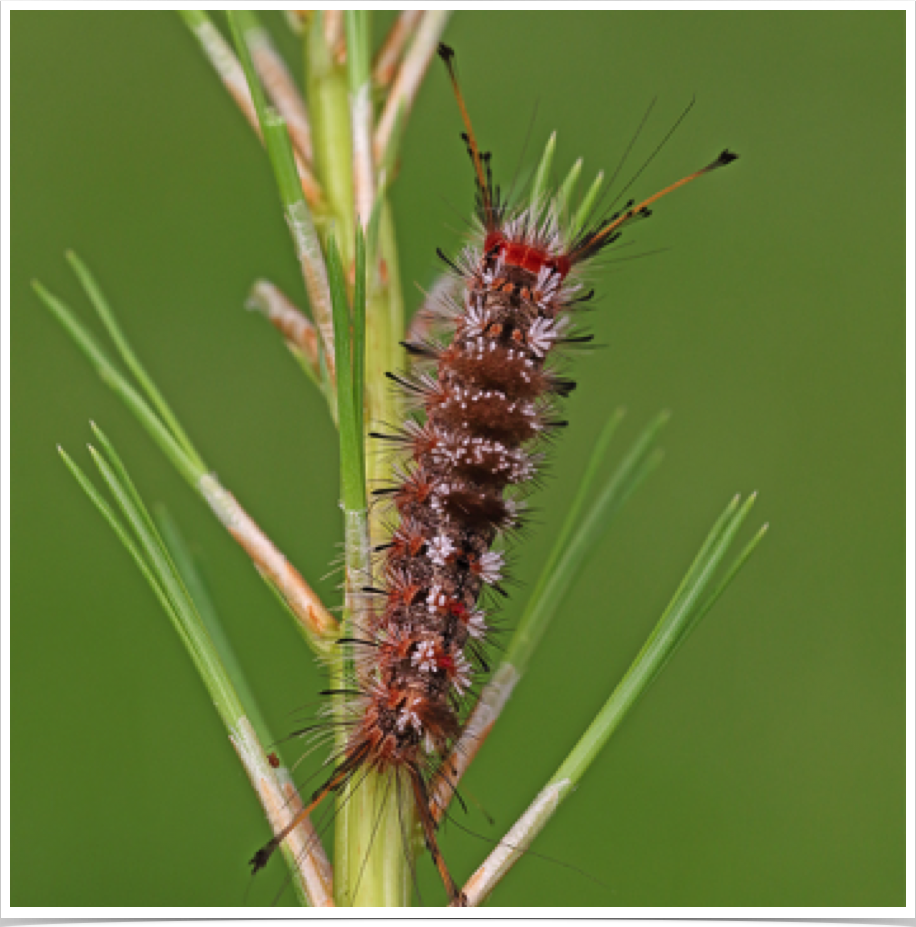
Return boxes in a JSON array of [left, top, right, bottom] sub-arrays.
[[327, 232, 365, 513], [352, 225, 368, 480], [227, 11, 270, 122], [305, 13, 355, 261], [345, 11, 371, 93], [263, 109, 306, 211]]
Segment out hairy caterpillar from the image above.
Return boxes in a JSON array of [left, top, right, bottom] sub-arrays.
[[250, 43, 737, 905]]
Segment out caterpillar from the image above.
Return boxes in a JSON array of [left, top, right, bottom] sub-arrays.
[[250, 43, 737, 905]]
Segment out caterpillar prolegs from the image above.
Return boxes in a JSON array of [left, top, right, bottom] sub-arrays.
[[251, 43, 737, 905]]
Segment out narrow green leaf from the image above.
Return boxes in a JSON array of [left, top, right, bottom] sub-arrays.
[[643, 493, 747, 655], [33, 280, 120, 380], [685, 521, 769, 642], [459, 492, 766, 906], [88, 439, 197, 633], [327, 232, 365, 512], [103, 373, 206, 487], [65, 252, 205, 472], [352, 224, 367, 482], [87, 443, 242, 723], [344, 11, 371, 93], [178, 10, 208, 31], [228, 10, 334, 393], [228, 12, 310, 216], [555, 157, 582, 221], [262, 108, 305, 210], [305, 10, 356, 264], [226, 11, 270, 122], [572, 170, 605, 236], [64, 439, 313, 904], [89, 421, 168, 558], [551, 493, 764, 790], [155, 505, 276, 750], [529, 131, 557, 213], [538, 408, 626, 583], [33, 281, 206, 487], [634, 494, 757, 694], [507, 411, 668, 676], [58, 447, 194, 656]]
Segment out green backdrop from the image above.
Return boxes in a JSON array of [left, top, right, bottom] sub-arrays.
[[12, 11, 905, 907]]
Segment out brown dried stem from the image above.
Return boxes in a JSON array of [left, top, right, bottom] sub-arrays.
[[323, 11, 346, 66], [198, 473, 338, 652], [431, 664, 518, 824], [231, 717, 335, 906], [346, 13, 376, 230], [182, 12, 323, 208], [372, 11, 423, 88], [245, 18, 314, 163], [374, 11, 451, 165], [247, 278, 320, 379]]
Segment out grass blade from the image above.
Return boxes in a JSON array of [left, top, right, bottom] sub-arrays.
[[155, 505, 275, 750], [459, 493, 767, 906], [556, 494, 761, 788], [507, 411, 669, 676], [36, 274, 336, 652], [235, 10, 313, 164], [226, 10, 270, 127], [572, 170, 605, 236], [33, 281, 206, 487], [58, 447, 194, 654], [684, 520, 770, 642], [89, 421, 177, 563], [90, 442, 239, 720], [529, 131, 556, 213], [352, 224, 367, 481], [61, 439, 327, 905], [326, 228, 377, 906], [33, 280, 120, 381], [555, 157, 582, 221], [327, 232, 364, 512], [66, 252, 205, 471]]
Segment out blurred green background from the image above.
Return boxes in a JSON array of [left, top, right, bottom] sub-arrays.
[[12, 11, 904, 908]]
